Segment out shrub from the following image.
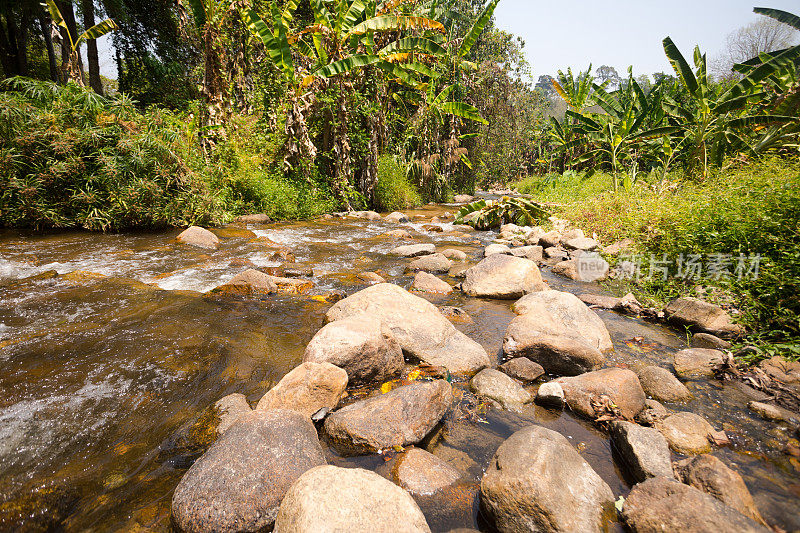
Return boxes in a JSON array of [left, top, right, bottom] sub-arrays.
[[374, 156, 422, 212]]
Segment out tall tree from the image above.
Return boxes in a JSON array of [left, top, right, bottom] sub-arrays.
[[81, 0, 103, 93], [594, 64, 620, 89]]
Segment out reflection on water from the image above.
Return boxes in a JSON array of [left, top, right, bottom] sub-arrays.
[[0, 206, 797, 532]]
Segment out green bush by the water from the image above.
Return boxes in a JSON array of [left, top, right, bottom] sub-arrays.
[[374, 156, 423, 212], [514, 158, 800, 346], [0, 78, 335, 231]]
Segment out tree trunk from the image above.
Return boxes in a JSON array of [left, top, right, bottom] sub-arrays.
[[81, 0, 103, 94], [18, 8, 29, 76], [57, 0, 84, 85], [332, 84, 353, 211], [39, 14, 59, 82]]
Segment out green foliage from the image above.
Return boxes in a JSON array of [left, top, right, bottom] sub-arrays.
[[514, 158, 800, 341], [454, 196, 549, 229], [374, 156, 422, 212]]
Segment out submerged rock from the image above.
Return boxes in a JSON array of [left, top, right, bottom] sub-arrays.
[[470, 369, 531, 409], [747, 401, 798, 424], [673, 348, 725, 377], [408, 253, 453, 274], [462, 254, 545, 299], [326, 284, 489, 374], [171, 409, 326, 533], [177, 226, 220, 250], [303, 314, 404, 386], [499, 358, 544, 382], [214, 393, 251, 436], [610, 420, 673, 482], [556, 368, 646, 420], [656, 412, 714, 455], [665, 297, 743, 338], [324, 380, 453, 454], [480, 425, 614, 532], [674, 454, 767, 526], [274, 466, 431, 533], [390, 244, 436, 257], [412, 271, 453, 294], [505, 290, 612, 375], [635, 365, 693, 402], [256, 362, 348, 417], [621, 476, 769, 533], [376, 447, 462, 496]]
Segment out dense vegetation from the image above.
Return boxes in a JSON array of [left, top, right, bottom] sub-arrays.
[[0, 1, 798, 350]]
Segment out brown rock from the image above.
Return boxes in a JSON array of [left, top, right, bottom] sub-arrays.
[[303, 315, 404, 386], [691, 332, 732, 350], [462, 254, 545, 299], [236, 213, 271, 224], [747, 401, 798, 424], [673, 348, 725, 377], [470, 369, 531, 409], [656, 412, 714, 454], [621, 476, 769, 533], [674, 454, 767, 525], [408, 253, 453, 274], [759, 356, 800, 388], [500, 358, 544, 382], [171, 409, 326, 533], [391, 244, 436, 257], [665, 297, 743, 338], [177, 226, 220, 250], [441, 248, 467, 261], [556, 367, 646, 420], [412, 271, 453, 294], [636, 365, 693, 402], [214, 393, 251, 436], [636, 399, 669, 426], [324, 380, 453, 454], [376, 447, 462, 495], [385, 212, 410, 223], [211, 269, 277, 296], [610, 420, 673, 482], [358, 271, 386, 284], [256, 362, 348, 417]]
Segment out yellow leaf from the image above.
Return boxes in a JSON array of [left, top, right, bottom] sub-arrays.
[[407, 369, 422, 381], [311, 295, 328, 303]]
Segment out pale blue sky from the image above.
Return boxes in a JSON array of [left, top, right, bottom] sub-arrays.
[[493, 0, 800, 79]]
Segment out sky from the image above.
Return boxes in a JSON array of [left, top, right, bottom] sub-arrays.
[[493, 0, 800, 80]]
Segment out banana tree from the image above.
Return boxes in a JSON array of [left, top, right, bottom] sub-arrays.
[[454, 196, 549, 230], [661, 37, 799, 178], [42, 0, 117, 86]]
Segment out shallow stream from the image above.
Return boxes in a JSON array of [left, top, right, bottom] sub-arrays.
[[1, 203, 798, 531]]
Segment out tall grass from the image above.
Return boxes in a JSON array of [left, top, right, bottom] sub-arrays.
[[374, 156, 423, 212], [514, 159, 800, 344]]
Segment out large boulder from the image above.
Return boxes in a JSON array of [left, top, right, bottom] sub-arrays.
[[484, 243, 512, 257], [177, 226, 220, 249], [500, 358, 544, 382], [480, 425, 614, 532], [214, 393, 251, 436], [673, 348, 725, 378], [656, 412, 714, 455], [256, 362, 348, 417], [454, 194, 474, 203], [236, 213, 271, 224], [324, 380, 453, 454], [326, 284, 490, 374], [376, 447, 462, 496], [462, 254, 545, 299], [510, 245, 543, 261], [556, 368, 646, 420], [635, 365, 693, 402], [303, 315, 404, 386], [408, 253, 453, 274], [441, 248, 468, 261], [621, 476, 769, 533], [390, 244, 435, 257], [504, 290, 612, 375], [385, 211, 410, 223], [609, 421, 673, 482], [674, 454, 767, 526], [412, 271, 453, 294], [552, 253, 609, 282], [171, 409, 326, 533], [275, 465, 430, 533], [665, 297, 743, 338], [564, 236, 598, 251], [470, 369, 531, 410]]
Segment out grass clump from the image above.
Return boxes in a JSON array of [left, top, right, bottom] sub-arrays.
[[513, 158, 800, 351], [374, 156, 422, 212]]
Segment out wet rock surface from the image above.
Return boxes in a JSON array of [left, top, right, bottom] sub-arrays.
[[635, 365, 693, 402], [556, 368, 646, 420], [214, 393, 251, 436], [462, 254, 545, 299], [469, 369, 531, 409], [376, 447, 462, 495], [480, 425, 614, 532], [256, 362, 348, 417], [408, 253, 453, 273], [326, 283, 489, 374], [390, 243, 436, 257], [275, 465, 431, 533], [303, 315, 404, 386], [656, 412, 714, 455], [610, 421, 672, 482], [499, 358, 544, 382], [324, 380, 453, 454], [622, 476, 769, 533], [171, 409, 326, 533], [673, 348, 725, 377], [176, 226, 220, 250]]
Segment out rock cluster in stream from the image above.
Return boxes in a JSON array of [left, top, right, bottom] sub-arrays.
[[170, 211, 775, 533]]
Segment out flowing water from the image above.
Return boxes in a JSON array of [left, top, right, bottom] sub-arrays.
[[1, 204, 798, 532]]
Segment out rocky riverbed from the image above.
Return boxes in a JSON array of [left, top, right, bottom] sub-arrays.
[[1, 198, 799, 532]]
